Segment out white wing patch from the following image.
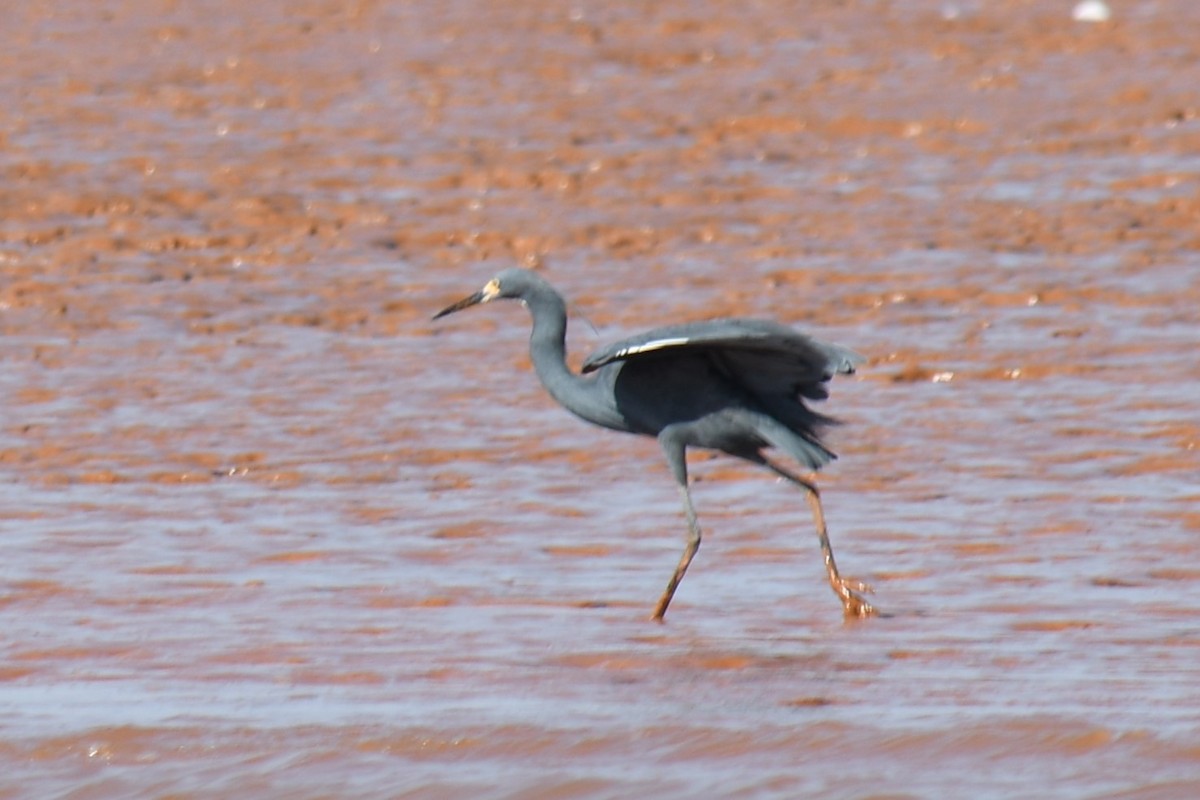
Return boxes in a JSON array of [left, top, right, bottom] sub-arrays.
[[612, 336, 691, 358]]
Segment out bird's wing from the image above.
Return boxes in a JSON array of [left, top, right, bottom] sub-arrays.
[[582, 319, 863, 390]]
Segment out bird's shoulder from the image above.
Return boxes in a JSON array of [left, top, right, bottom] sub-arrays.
[[581, 318, 862, 375]]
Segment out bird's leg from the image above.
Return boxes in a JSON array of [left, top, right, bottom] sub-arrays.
[[765, 461, 877, 620], [802, 484, 876, 619], [651, 484, 702, 621], [653, 428, 701, 622]]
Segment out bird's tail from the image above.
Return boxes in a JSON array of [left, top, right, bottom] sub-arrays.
[[753, 412, 839, 472]]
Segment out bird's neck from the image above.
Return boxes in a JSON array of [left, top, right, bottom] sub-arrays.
[[527, 294, 578, 395], [525, 294, 625, 431]]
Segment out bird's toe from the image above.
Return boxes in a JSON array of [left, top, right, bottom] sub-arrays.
[[844, 597, 878, 619], [845, 577, 874, 595], [835, 578, 878, 619]]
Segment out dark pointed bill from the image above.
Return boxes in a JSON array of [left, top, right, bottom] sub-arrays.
[[433, 277, 503, 321], [433, 290, 487, 320]]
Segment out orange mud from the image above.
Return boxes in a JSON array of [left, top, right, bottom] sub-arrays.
[[2, 1, 1199, 797]]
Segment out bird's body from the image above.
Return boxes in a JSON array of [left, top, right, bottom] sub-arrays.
[[582, 318, 861, 467], [434, 268, 875, 621]]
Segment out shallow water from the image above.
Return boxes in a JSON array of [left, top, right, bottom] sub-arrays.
[[3, 1, 1200, 798]]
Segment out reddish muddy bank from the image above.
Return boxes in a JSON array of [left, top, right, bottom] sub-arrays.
[[2, 1, 1198, 797]]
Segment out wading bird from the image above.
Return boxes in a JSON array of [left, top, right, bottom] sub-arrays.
[[433, 268, 875, 621]]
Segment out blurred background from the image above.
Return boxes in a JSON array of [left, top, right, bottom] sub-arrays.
[[1, 1, 1198, 797]]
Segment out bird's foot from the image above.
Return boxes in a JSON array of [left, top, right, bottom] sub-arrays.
[[842, 577, 873, 595], [834, 577, 878, 620]]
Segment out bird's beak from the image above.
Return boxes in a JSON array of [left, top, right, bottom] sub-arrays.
[[432, 278, 501, 320], [433, 290, 486, 320]]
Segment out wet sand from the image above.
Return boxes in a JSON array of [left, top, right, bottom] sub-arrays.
[[3, 1, 1199, 797]]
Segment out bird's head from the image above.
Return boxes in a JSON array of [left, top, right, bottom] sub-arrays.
[[432, 268, 546, 319]]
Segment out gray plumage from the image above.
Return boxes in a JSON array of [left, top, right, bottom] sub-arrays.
[[433, 268, 876, 621]]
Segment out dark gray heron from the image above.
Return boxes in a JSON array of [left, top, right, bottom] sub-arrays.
[[433, 268, 875, 621]]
